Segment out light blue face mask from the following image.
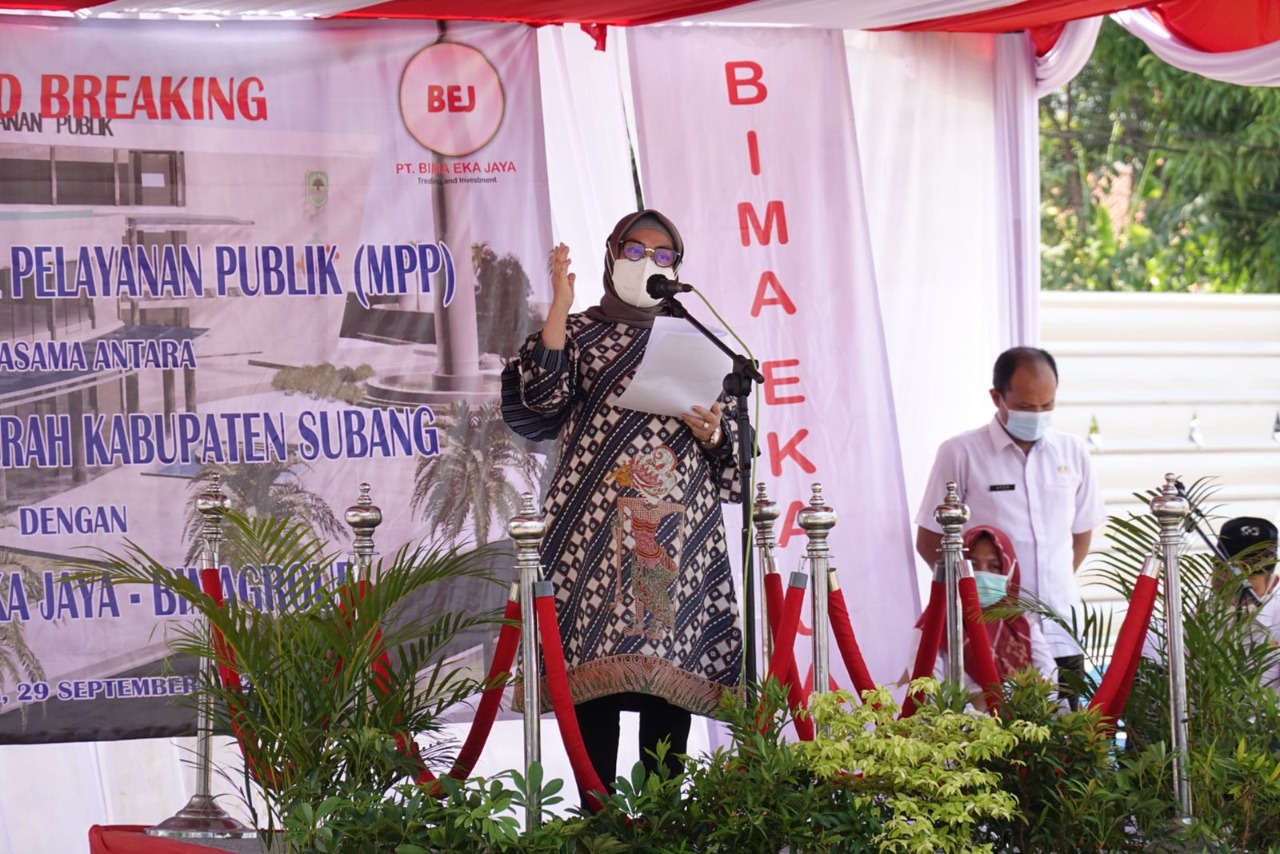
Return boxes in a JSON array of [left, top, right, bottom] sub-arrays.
[[973, 571, 1009, 608], [1003, 409, 1053, 443]]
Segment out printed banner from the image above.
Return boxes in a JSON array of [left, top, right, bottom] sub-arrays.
[[0, 17, 552, 742], [628, 26, 920, 689]]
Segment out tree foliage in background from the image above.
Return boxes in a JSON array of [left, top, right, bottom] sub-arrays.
[[1041, 20, 1280, 293], [0, 517, 44, 709], [473, 242, 542, 358], [411, 401, 540, 548]]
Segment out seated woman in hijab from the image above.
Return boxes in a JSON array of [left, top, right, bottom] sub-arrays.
[[501, 209, 745, 805], [911, 525, 1058, 711]]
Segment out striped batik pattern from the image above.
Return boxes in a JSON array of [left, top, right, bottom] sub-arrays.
[[503, 315, 743, 716]]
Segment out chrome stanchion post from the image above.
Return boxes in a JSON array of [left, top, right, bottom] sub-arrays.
[[752, 482, 780, 672], [937, 482, 970, 689], [149, 474, 253, 839], [797, 483, 836, 702], [1152, 473, 1193, 823], [345, 482, 383, 580], [508, 493, 546, 829]]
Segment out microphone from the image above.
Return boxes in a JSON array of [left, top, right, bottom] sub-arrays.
[[646, 274, 693, 300]]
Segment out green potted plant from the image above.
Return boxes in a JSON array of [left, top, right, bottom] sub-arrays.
[[1010, 478, 1280, 850], [85, 512, 504, 851]]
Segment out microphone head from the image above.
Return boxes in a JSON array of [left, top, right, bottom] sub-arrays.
[[646, 274, 690, 299]]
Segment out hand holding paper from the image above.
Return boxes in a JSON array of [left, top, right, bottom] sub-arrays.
[[614, 317, 732, 418]]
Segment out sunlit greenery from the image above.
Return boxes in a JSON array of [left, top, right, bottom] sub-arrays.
[[1041, 20, 1280, 292]]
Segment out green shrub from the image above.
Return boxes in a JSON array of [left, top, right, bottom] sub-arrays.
[[574, 680, 881, 852], [800, 681, 1039, 854], [980, 669, 1177, 852]]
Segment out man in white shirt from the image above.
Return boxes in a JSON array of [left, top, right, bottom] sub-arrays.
[[915, 347, 1105, 708]]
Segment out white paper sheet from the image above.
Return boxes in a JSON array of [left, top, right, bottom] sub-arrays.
[[614, 316, 733, 418]]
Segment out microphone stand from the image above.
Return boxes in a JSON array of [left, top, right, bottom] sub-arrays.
[[1173, 480, 1230, 563], [661, 295, 765, 692], [1173, 480, 1257, 612]]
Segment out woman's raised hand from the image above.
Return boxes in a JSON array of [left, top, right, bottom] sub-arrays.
[[551, 242, 576, 309], [541, 242, 575, 351]]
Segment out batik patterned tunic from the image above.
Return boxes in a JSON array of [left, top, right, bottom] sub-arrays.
[[503, 314, 743, 716]]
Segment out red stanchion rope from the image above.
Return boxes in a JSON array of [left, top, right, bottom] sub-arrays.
[[764, 571, 784, 638], [534, 590, 609, 812], [900, 580, 946, 719], [957, 576, 1003, 713], [761, 570, 814, 738], [335, 581, 429, 780], [827, 587, 876, 703], [444, 596, 524, 782], [1089, 573, 1159, 727], [197, 567, 241, 691], [195, 566, 278, 787], [784, 665, 816, 741], [765, 580, 807, 687], [332, 582, 524, 790], [375, 591, 522, 789], [761, 579, 814, 740], [195, 570, 521, 792]]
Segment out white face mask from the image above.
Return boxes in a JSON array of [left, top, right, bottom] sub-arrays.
[[1003, 409, 1053, 443], [610, 257, 670, 309]]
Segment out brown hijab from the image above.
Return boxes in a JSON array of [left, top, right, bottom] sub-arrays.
[[583, 208, 684, 329]]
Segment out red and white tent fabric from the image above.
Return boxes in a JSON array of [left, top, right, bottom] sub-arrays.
[[8, 0, 1280, 64]]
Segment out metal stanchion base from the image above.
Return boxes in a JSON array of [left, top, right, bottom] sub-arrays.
[[146, 794, 256, 839]]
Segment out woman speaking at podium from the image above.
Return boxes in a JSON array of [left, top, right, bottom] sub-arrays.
[[501, 208, 744, 805]]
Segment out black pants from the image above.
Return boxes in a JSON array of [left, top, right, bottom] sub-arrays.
[[575, 692, 691, 807], [1055, 654, 1085, 712]]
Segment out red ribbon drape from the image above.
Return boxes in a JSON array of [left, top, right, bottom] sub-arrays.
[[1153, 0, 1280, 53], [891, 0, 1153, 38]]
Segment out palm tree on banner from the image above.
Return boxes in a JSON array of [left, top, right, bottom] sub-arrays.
[[411, 400, 540, 548], [0, 517, 45, 698], [182, 457, 345, 564]]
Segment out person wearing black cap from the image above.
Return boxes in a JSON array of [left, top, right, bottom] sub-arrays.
[[1220, 517, 1279, 586], [501, 209, 744, 805], [1220, 516, 1280, 633]]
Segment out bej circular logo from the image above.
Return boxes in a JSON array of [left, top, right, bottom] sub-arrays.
[[399, 42, 505, 157]]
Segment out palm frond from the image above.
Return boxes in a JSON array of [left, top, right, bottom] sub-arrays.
[[77, 513, 505, 823]]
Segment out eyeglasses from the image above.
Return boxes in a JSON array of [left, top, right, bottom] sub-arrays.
[[620, 240, 679, 269]]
